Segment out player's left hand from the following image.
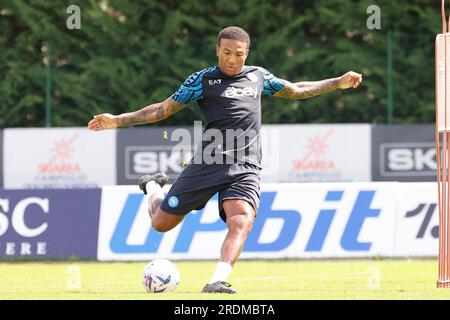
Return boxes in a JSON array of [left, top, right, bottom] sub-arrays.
[[338, 71, 363, 89]]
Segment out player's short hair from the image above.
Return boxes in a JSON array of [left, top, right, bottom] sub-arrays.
[[217, 26, 250, 48]]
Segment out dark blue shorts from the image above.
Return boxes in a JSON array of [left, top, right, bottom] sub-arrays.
[[160, 163, 260, 222]]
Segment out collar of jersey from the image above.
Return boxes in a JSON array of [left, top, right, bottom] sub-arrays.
[[216, 65, 248, 78]]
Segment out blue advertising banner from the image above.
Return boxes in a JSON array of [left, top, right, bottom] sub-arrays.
[[97, 184, 401, 260], [0, 189, 101, 258]]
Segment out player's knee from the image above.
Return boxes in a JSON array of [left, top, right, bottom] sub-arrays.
[[151, 218, 172, 233], [228, 212, 254, 234], [151, 209, 183, 233]]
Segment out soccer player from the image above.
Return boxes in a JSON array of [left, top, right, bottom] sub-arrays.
[[88, 26, 362, 293]]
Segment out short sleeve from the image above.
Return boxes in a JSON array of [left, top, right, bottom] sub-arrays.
[[171, 66, 215, 104], [257, 67, 286, 96]]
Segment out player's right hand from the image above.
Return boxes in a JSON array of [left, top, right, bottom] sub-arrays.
[[87, 113, 118, 131]]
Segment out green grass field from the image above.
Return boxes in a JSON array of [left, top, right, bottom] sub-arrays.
[[1, 259, 450, 300]]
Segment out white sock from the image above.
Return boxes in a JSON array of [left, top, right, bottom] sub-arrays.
[[208, 261, 233, 284], [145, 181, 164, 215]]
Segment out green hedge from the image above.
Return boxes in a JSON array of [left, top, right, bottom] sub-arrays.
[[0, 0, 440, 127]]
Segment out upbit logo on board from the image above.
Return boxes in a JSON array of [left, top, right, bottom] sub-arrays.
[[108, 189, 381, 254]]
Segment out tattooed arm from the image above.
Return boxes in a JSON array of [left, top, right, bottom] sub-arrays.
[[273, 71, 363, 100], [87, 97, 185, 131]]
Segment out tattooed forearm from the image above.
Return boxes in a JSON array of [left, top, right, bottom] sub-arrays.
[[155, 105, 165, 121], [295, 78, 340, 98], [117, 103, 165, 127], [115, 98, 185, 127], [274, 77, 340, 100]]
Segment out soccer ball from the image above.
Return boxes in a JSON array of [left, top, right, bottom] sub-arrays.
[[142, 258, 180, 293]]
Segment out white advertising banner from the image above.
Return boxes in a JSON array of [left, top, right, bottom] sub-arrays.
[[260, 124, 371, 183], [98, 185, 228, 261], [97, 182, 431, 261], [395, 183, 438, 256], [4, 128, 116, 188]]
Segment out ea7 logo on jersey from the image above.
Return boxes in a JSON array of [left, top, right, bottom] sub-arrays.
[[225, 86, 257, 99], [208, 79, 221, 85]]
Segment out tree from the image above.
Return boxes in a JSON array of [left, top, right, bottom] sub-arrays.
[[0, 0, 441, 127]]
